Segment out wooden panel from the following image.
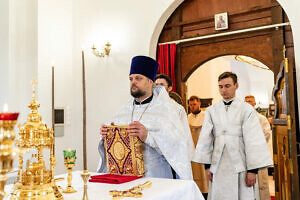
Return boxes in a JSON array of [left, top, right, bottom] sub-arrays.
[[270, 3, 284, 78], [181, 9, 272, 38], [286, 59, 300, 199], [272, 58, 300, 200], [283, 13, 294, 58], [159, 0, 281, 43], [181, 0, 270, 22], [180, 34, 273, 81], [273, 125, 291, 200]]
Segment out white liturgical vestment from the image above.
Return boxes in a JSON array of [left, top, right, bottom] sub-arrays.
[[188, 111, 209, 194], [193, 98, 273, 200], [188, 111, 205, 127], [257, 112, 273, 155], [170, 99, 195, 160], [255, 112, 273, 200], [98, 86, 193, 180]]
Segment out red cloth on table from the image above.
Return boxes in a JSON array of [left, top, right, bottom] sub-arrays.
[[89, 174, 142, 184]]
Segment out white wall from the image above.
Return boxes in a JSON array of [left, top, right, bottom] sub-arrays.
[[0, 0, 37, 116], [231, 58, 274, 108], [7, 0, 38, 121], [0, 0, 9, 107], [187, 56, 231, 104], [187, 56, 274, 107], [1, 0, 300, 175]]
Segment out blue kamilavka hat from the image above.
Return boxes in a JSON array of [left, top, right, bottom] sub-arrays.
[[129, 56, 159, 81]]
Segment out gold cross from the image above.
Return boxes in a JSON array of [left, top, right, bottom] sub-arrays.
[[283, 45, 286, 59], [31, 79, 38, 98]]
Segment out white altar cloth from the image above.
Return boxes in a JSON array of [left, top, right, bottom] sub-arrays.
[[4, 171, 203, 200]]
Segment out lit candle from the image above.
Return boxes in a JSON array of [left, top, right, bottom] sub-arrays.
[[82, 48, 87, 170], [3, 104, 8, 112], [0, 104, 19, 121]]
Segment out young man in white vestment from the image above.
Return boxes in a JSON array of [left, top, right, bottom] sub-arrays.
[[193, 72, 273, 200], [98, 56, 193, 180], [154, 73, 195, 161], [245, 95, 273, 200]]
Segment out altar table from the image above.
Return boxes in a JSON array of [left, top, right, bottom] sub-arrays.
[[4, 171, 204, 200]]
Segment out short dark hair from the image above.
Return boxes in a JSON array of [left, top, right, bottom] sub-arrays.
[[218, 71, 238, 84], [188, 95, 200, 103], [155, 74, 173, 87]]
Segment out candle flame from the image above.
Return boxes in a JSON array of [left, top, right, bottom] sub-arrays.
[[3, 104, 8, 112], [51, 60, 55, 67]]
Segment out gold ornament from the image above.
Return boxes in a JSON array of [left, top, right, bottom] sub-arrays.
[[104, 125, 144, 176], [109, 181, 152, 199], [81, 170, 90, 200], [9, 80, 63, 200]]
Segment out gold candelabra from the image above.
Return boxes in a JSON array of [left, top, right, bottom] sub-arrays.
[[0, 113, 19, 200], [91, 42, 111, 58], [63, 150, 76, 193], [9, 80, 63, 200]]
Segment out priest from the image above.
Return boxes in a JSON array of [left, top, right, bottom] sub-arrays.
[[193, 72, 273, 200], [98, 55, 193, 180]]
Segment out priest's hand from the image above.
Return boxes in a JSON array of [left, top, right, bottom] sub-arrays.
[[245, 172, 256, 187], [100, 122, 114, 139], [128, 121, 148, 142], [206, 170, 213, 182]]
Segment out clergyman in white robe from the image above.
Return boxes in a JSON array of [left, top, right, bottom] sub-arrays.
[[193, 98, 273, 200], [98, 86, 193, 180]]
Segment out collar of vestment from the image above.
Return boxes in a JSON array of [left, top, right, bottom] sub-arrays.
[[192, 110, 201, 115], [223, 98, 235, 106], [134, 94, 153, 105]]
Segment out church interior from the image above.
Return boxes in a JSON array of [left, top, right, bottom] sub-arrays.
[[0, 0, 300, 199]]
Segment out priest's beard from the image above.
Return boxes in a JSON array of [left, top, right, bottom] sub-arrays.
[[131, 88, 147, 98]]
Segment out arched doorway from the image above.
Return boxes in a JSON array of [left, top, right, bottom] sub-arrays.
[[186, 55, 274, 105], [155, 0, 299, 199]]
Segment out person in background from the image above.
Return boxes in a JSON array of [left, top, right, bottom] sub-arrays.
[[245, 95, 273, 200], [188, 95, 209, 199]]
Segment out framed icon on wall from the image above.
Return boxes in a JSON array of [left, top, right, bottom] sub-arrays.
[[215, 12, 228, 30]]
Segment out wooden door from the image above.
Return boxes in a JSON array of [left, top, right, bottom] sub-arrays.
[[272, 53, 300, 200]]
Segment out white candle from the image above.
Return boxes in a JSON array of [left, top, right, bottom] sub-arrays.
[[3, 104, 8, 112]]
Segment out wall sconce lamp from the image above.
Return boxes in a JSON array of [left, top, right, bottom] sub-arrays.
[[91, 42, 111, 58]]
